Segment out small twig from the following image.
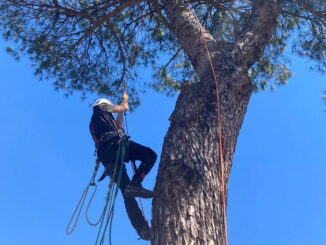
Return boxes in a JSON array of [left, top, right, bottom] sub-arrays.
[[151, 0, 174, 33], [160, 47, 182, 72], [107, 23, 128, 87]]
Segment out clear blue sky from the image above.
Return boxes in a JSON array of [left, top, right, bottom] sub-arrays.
[[0, 38, 325, 245]]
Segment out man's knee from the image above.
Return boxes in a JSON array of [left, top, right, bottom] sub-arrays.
[[146, 148, 157, 165]]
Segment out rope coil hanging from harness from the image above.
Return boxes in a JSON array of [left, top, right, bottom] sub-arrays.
[[65, 136, 129, 245], [191, 7, 229, 245], [94, 135, 128, 245], [66, 159, 102, 235]]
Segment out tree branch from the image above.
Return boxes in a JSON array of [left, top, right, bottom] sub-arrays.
[[160, 47, 182, 71], [151, 0, 174, 33], [206, 0, 251, 17], [70, 0, 143, 50], [282, 10, 322, 23], [233, 0, 282, 68], [9, 0, 96, 23], [161, 1, 218, 76], [107, 23, 128, 86], [298, 0, 326, 23], [121, 10, 153, 38]]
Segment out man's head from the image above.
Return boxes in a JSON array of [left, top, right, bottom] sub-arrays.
[[93, 98, 113, 108]]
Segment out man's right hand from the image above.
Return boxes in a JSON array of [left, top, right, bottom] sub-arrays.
[[123, 93, 129, 100]]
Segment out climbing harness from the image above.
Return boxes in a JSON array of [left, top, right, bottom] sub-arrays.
[[191, 7, 229, 245]]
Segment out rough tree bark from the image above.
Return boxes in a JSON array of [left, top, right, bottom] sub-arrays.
[[152, 1, 281, 244]]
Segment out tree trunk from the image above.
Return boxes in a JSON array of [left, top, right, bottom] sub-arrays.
[[151, 1, 281, 244], [152, 63, 252, 244]]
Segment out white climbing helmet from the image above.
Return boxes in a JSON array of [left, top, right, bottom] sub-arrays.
[[93, 98, 113, 107]]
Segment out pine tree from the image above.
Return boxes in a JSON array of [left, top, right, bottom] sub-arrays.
[[0, 1, 325, 244]]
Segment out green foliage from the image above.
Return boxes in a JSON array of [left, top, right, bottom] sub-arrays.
[[0, 0, 324, 104], [249, 14, 295, 91], [0, 1, 159, 106], [284, 0, 326, 74]]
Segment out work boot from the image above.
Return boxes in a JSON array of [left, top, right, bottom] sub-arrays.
[[124, 175, 154, 199], [124, 184, 154, 199], [139, 225, 151, 241]]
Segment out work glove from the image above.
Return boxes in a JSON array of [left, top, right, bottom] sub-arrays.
[[123, 93, 129, 100]]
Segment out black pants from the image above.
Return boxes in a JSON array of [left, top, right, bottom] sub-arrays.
[[98, 140, 157, 235]]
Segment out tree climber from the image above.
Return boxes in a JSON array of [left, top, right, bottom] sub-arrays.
[[89, 93, 157, 241]]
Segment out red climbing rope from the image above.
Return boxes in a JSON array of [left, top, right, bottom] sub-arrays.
[[191, 8, 229, 245]]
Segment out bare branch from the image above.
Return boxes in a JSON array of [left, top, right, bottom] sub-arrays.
[[298, 0, 326, 24], [7, 0, 96, 23], [282, 10, 323, 22], [70, 0, 143, 50], [160, 47, 182, 71], [233, 0, 282, 68], [121, 10, 153, 38]]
